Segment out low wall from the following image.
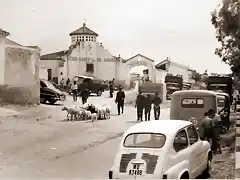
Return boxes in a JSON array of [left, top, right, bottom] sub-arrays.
[[0, 84, 40, 105]]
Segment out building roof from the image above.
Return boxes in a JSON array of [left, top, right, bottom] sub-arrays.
[[0, 28, 10, 36], [5, 38, 23, 46], [124, 54, 154, 63], [69, 23, 98, 36], [40, 50, 67, 60], [155, 58, 194, 71], [124, 120, 191, 136]]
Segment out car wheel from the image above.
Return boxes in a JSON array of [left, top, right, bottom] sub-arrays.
[[40, 97, 46, 104], [97, 90, 102, 96], [202, 153, 212, 178], [48, 99, 57, 105]]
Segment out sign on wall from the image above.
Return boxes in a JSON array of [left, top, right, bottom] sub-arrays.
[[59, 60, 64, 67]]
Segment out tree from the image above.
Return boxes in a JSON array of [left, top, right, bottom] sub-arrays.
[[211, 0, 240, 76], [191, 71, 202, 82]]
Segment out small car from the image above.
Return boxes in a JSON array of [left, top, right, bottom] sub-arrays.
[[40, 79, 66, 105], [109, 120, 212, 179]]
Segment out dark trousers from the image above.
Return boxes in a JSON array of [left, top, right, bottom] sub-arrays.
[[117, 102, 124, 115], [154, 105, 160, 120], [144, 107, 151, 121], [137, 107, 143, 121], [72, 90, 78, 102], [109, 91, 113, 98], [82, 97, 87, 105]]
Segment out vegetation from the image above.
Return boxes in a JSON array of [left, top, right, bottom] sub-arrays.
[[211, 0, 240, 76]]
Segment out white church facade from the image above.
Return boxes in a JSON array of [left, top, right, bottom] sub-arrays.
[[40, 23, 194, 88]]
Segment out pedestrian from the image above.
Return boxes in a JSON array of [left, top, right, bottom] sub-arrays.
[[71, 81, 78, 102], [115, 85, 125, 115], [109, 81, 114, 98], [135, 91, 145, 121], [153, 93, 162, 120], [80, 88, 89, 105], [202, 111, 214, 143], [144, 94, 152, 121], [208, 109, 222, 154], [233, 97, 237, 114]]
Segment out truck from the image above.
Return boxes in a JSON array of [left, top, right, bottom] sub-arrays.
[[69, 75, 108, 96], [206, 75, 233, 102], [164, 74, 183, 100]]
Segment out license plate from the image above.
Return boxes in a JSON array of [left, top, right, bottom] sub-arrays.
[[129, 169, 142, 176]]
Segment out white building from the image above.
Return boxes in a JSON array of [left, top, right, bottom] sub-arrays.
[[154, 57, 195, 84], [40, 23, 126, 83]]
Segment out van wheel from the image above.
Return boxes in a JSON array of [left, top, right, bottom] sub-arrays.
[[97, 90, 102, 96], [202, 153, 212, 178]]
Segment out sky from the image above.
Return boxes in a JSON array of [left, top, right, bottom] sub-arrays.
[[0, 0, 231, 74]]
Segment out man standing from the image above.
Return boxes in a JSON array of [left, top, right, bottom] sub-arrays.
[[80, 88, 89, 105], [135, 91, 145, 121], [144, 94, 152, 121], [153, 93, 162, 120], [109, 81, 114, 98], [71, 81, 78, 102], [208, 109, 222, 154], [115, 85, 125, 115]]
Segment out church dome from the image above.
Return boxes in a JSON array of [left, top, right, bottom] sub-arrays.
[[69, 23, 98, 36]]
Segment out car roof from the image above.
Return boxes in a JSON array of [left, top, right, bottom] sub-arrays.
[[216, 92, 230, 97], [172, 90, 217, 97], [74, 75, 93, 79], [124, 120, 192, 136]]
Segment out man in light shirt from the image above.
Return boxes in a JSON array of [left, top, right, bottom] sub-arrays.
[[71, 81, 78, 102]]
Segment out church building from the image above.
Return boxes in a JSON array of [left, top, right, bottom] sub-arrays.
[[40, 23, 127, 83]]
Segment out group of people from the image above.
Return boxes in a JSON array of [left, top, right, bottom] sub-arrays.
[[71, 80, 89, 105], [202, 109, 222, 154], [135, 92, 162, 121]]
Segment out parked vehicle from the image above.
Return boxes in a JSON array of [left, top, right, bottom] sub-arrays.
[[109, 120, 212, 179], [165, 74, 183, 100], [69, 75, 107, 96], [40, 79, 66, 105], [206, 75, 233, 103], [170, 90, 221, 137]]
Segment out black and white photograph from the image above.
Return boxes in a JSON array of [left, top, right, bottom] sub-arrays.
[[0, 0, 239, 179]]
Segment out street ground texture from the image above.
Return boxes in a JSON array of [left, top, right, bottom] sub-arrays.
[[0, 92, 237, 179]]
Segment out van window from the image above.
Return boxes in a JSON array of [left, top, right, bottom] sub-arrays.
[[173, 130, 188, 152], [123, 133, 166, 148], [181, 98, 204, 108], [217, 96, 225, 107]]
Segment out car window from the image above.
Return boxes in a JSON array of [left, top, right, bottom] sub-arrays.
[[40, 81, 47, 88], [173, 130, 188, 152], [187, 126, 199, 145], [124, 133, 166, 148]]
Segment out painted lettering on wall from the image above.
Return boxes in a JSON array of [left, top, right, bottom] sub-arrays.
[[128, 61, 147, 69], [69, 57, 121, 62]]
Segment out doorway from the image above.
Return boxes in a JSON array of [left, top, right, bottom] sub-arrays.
[[47, 69, 52, 81]]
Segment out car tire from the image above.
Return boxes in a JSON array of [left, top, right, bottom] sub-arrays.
[[40, 97, 46, 104], [97, 90, 102, 96], [202, 153, 212, 178], [48, 99, 57, 105]]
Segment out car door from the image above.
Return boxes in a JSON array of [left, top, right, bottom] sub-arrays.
[[172, 129, 190, 177], [186, 125, 203, 178]]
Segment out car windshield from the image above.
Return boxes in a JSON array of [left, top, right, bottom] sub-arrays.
[[123, 133, 166, 148], [44, 81, 57, 90]]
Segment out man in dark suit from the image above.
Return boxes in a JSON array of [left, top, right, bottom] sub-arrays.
[[115, 85, 125, 115], [135, 91, 145, 121]]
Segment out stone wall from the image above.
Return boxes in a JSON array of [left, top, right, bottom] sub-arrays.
[[0, 46, 40, 105]]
